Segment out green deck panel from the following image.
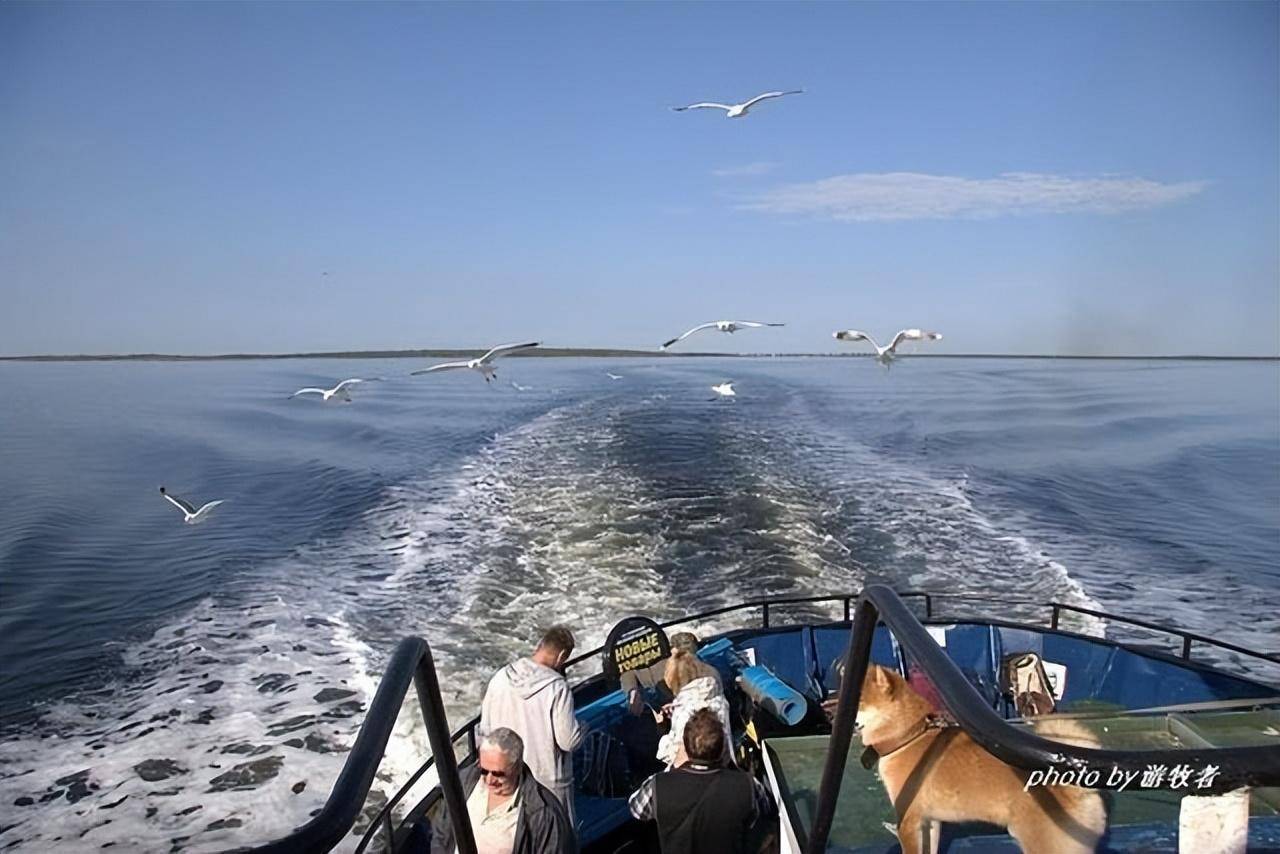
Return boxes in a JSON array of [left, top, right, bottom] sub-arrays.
[[768, 735, 899, 850], [1176, 709, 1280, 749], [1025, 709, 1280, 817]]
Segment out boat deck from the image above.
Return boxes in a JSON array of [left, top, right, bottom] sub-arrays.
[[245, 589, 1280, 854]]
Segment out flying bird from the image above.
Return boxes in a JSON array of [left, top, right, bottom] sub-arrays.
[[709, 382, 737, 400], [661, 320, 785, 351], [159, 487, 224, 524], [290, 378, 367, 403], [411, 341, 540, 383], [833, 328, 943, 364], [672, 89, 804, 118], [606, 372, 623, 380]]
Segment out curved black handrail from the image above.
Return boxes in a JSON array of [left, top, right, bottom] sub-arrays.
[[352, 718, 482, 854], [807, 585, 1280, 854], [246, 636, 477, 854]]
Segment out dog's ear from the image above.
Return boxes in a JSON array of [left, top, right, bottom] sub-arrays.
[[871, 665, 896, 696]]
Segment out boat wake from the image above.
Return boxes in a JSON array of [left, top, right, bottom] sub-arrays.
[[0, 376, 1165, 851]]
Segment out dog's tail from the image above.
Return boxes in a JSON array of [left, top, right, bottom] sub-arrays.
[[1027, 717, 1109, 850], [1030, 717, 1100, 749]]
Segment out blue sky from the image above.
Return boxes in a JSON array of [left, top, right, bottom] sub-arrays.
[[1, 2, 1276, 356]]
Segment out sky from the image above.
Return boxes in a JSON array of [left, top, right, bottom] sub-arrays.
[[1, 1, 1277, 357]]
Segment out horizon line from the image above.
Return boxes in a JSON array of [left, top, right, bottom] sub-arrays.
[[1, 349, 1276, 363]]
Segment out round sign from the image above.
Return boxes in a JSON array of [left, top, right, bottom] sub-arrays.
[[601, 616, 671, 683]]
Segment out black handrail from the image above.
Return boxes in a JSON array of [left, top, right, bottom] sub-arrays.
[[807, 586, 1280, 854], [246, 636, 477, 854], [1048, 600, 1280, 664], [560, 592, 870, 669], [352, 588, 1277, 852], [353, 718, 481, 854]]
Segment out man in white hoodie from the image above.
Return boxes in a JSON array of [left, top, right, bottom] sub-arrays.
[[480, 626, 586, 828]]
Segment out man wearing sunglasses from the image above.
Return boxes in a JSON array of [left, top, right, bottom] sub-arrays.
[[430, 727, 576, 854]]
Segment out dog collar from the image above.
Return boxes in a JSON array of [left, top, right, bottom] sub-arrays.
[[860, 714, 948, 769]]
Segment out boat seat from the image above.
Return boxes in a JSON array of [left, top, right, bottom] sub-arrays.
[[1022, 631, 1280, 712], [892, 623, 1001, 711], [812, 624, 900, 698], [576, 793, 633, 845], [1097, 646, 1277, 709], [696, 636, 744, 686], [735, 627, 824, 701], [576, 684, 632, 732]]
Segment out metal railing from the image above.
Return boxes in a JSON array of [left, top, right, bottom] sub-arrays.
[[254, 588, 1279, 853], [244, 636, 476, 854], [807, 586, 1280, 853], [1048, 599, 1279, 663]]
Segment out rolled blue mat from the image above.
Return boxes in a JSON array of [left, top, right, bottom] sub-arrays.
[[738, 664, 808, 726]]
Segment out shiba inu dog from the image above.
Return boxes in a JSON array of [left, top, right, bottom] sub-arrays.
[[854, 664, 1106, 854]]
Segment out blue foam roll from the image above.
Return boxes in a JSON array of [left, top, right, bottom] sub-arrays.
[[738, 664, 808, 726]]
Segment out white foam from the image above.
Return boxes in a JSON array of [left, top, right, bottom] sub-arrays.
[[0, 598, 375, 851], [0, 385, 1129, 852]]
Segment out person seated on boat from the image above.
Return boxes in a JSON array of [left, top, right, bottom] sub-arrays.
[[429, 727, 576, 854], [480, 626, 585, 826], [628, 708, 776, 854], [622, 631, 720, 717], [608, 634, 716, 785], [655, 647, 733, 767]]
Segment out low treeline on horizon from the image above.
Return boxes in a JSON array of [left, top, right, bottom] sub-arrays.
[[1, 349, 1275, 362]]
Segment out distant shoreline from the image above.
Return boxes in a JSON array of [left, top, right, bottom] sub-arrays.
[[1, 349, 1276, 363]]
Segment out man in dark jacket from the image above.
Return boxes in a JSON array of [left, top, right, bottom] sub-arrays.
[[628, 708, 775, 854], [430, 727, 576, 854]]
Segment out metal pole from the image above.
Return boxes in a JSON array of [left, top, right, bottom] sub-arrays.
[[807, 596, 877, 853], [380, 811, 395, 854], [414, 651, 477, 854]]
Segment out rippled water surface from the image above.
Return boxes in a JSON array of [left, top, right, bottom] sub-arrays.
[[1, 357, 1277, 850]]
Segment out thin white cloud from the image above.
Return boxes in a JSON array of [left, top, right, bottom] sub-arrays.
[[712, 161, 779, 178], [741, 171, 1207, 221]]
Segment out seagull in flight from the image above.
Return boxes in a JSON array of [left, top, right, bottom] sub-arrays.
[[606, 372, 623, 380], [661, 320, 785, 351], [709, 382, 737, 400], [159, 487, 224, 524], [290, 378, 368, 403], [833, 328, 943, 364], [411, 341, 540, 383], [673, 89, 803, 119]]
